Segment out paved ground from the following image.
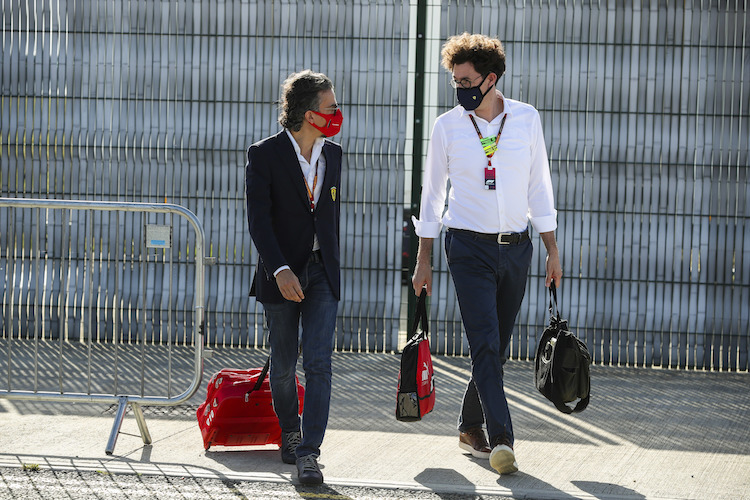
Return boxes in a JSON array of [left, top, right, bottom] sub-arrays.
[[1, 346, 749, 499]]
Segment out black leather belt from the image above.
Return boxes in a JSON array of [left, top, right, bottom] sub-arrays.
[[449, 228, 529, 245], [309, 249, 323, 263]]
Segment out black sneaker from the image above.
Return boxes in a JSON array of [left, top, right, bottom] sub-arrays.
[[296, 454, 323, 485], [281, 431, 301, 464]]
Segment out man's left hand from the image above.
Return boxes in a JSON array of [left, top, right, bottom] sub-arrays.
[[545, 252, 562, 288], [539, 231, 562, 288]]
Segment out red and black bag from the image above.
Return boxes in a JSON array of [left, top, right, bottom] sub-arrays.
[[197, 357, 304, 450], [396, 289, 436, 421]]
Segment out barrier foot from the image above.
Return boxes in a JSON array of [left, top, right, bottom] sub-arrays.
[[130, 402, 152, 446], [106, 396, 129, 455]]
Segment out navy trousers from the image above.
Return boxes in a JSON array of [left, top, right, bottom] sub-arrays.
[[445, 229, 533, 447]]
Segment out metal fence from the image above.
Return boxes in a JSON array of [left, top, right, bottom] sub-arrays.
[[420, 0, 749, 371], [0, 198, 207, 453], [1, 0, 748, 371], [0, 0, 410, 353]]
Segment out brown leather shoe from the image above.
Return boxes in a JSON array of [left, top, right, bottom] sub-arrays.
[[458, 427, 491, 459]]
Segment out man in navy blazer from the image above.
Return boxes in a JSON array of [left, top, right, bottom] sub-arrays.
[[245, 70, 343, 485]]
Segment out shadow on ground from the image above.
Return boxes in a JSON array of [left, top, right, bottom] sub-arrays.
[[3, 345, 749, 456]]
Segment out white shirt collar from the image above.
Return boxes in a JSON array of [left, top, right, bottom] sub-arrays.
[[285, 130, 326, 166]]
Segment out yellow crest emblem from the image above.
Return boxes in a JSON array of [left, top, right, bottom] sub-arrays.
[[331, 187, 337, 201]]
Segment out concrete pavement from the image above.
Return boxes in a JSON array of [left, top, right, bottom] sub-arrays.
[[1, 347, 749, 499]]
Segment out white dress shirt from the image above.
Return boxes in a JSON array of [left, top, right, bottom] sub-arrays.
[[412, 91, 557, 238], [273, 131, 327, 277]]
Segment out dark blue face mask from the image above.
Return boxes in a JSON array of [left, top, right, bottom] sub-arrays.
[[456, 73, 492, 111]]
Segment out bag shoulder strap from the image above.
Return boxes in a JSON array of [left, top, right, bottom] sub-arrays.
[[408, 288, 429, 343], [553, 394, 590, 414]]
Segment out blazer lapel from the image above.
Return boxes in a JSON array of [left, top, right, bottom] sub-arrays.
[[273, 131, 312, 211]]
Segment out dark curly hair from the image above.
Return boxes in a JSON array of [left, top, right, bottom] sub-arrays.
[[441, 33, 506, 79], [279, 70, 334, 131]]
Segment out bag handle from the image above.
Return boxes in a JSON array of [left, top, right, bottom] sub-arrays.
[[408, 288, 429, 343], [548, 280, 569, 331], [245, 356, 270, 398], [548, 280, 560, 320]]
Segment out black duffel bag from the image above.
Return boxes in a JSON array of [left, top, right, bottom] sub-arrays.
[[534, 282, 591, 414]]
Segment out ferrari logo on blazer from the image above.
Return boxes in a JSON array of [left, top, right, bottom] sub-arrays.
[[330, 187, 337, 201]]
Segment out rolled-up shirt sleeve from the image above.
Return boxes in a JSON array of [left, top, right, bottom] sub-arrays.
[[527, 111, 557, 234], [412, 120, 449, 238]]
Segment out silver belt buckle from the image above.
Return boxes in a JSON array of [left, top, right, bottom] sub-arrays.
[[497, 233, 510, 245]]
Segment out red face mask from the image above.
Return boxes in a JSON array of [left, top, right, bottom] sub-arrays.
[[309, 109, 343, 137]]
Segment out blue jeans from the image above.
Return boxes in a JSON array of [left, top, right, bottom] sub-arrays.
[[445, 229, 533, 447], [262, 258, 338, 459]]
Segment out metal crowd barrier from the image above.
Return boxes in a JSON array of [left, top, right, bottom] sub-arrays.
[[0, 198, 206, 454]]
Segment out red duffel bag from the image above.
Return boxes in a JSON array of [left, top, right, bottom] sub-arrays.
[[197, 357, 304, 450]]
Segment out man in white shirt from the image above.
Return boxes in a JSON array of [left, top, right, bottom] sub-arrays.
[[412, 33, 562, 475], [246, 70, 343, 485]]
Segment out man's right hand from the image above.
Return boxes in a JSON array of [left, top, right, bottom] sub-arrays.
[[412, 236, 434, 296], [276, 269, 305, 302], [412, 260, 432, 297]]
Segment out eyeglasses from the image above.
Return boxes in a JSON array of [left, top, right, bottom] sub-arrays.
[[450, 74, 487, 89], [318, 103, 340, 113]]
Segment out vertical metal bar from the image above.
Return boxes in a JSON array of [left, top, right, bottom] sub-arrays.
[[736, 2, 748, 371], [168, 214, 173, 399], [58, 209, 69, 393], [5, 210, 14, 391], [33, 207, 41, 391], [113, 210, 121, 396], [406, 0, 427, 352], [87, 208, 94, 394], [140, 222, 147, 398]]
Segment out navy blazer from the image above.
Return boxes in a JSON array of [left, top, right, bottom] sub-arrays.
[[245, 131, 342, 303]]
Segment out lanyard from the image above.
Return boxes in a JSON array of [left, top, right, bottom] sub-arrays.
[[302, 160, 318, 212], [469, 113, 506, 190], [469, 113, 507, 167]]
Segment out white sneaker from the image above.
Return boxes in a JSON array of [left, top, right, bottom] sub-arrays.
[[489, 444, 518, 475]]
